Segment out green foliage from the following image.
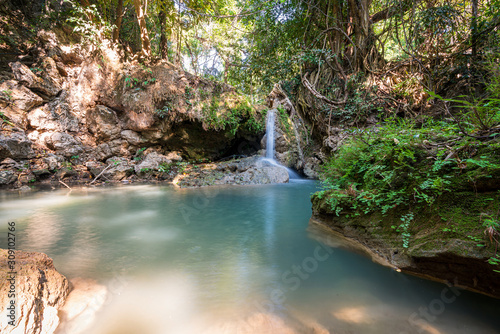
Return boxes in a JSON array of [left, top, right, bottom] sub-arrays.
[[0, 89, 12, 101], [155, 100, 174, 119], [320, 117, 461, 216], [134, 147, 147, 161], [158, 162, 172, 173], [184, 86, 194, 107], [29, 67, 43, 75], [65, 0, 114, 48], [277, 107, 293, 137], [202, 96, 263, 135]]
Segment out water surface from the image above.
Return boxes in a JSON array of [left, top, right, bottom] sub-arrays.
[[0, 182, 499, 333]]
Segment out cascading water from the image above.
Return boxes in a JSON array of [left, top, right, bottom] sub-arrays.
[[264, 109, 300, 179], [265, 109, 275, 159]]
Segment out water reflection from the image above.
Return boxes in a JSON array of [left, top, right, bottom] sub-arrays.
[[0, 183, 499, 334]]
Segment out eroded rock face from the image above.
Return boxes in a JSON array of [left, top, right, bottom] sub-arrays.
[[134, 152, 171, 174], [104, 157, 133, 180], [0, 130, 33, 159], [0, 249, 70, 334], [41, 132, 83, 158], [9, 62, 62, 98], [86, 105, 121, 142], [0, 170, 17, 184], [0, 80, 43, 128], [28, 100, 79, 132]]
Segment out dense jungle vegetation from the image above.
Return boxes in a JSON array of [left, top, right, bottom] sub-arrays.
[[2, 0, 500, 264]]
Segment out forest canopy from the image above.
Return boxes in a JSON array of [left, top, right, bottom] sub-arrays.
[[22, 0, 496, 99]]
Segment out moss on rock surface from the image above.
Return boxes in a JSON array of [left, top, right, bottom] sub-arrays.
[[312, 118, 500, 297]]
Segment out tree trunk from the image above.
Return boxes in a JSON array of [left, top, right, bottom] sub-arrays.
[[159, 9, 169, 60], [133, 0, 151, 58], [471, 0, 478, 58], [113, 0, 124, 43]]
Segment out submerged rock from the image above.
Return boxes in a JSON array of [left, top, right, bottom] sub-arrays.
[[0, 249, 70, 334], [55, 278, 108, 334]]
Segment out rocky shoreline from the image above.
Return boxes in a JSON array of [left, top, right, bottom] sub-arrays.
[[309, 212, 500, 299], [0, 249, 107, 334]]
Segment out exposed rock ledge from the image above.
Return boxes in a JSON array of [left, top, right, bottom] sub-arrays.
[[0, 249, 106, 334], [309, 214, 500, 299], [174, 156, 289, 187]]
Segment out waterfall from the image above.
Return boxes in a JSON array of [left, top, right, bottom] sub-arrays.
[[266, 109, 275, 159], [264, 109, 301, 179]]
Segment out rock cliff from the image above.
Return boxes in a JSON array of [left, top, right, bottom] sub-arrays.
[[0, 30, 275, 188]]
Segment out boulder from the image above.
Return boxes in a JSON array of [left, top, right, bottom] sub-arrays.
[[85, 161, 106, 177], [0, 170, 17, 185], [86, 106, 121, 142], [55, 278, 107, 334], [0, 157, 22, 170], [42, 132, 83, 158], [0, 130, 33, 159], [303, 157, 320, 179], [0, 249, 70, 334], [104, 157, 133, 181], [165, 151, 182, 162], [44, 153, 65, 171], [120, 130, 143, 146], [224, 166, 289, 185], [134, 152, 171, 174], [91, 139, 126, 161], [9, 62, 62, 98], [176, 156, 290, 187], [28, 98, 79, 132], [0, 80, 44, 128]]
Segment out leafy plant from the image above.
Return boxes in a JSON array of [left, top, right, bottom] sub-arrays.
[[155, 101, 174, 119], [65, 0, 114, 48], [133, 147, 147, 161], [158, 162, 172, 173], [1, 89, 13, 101], [30, 67, 43, 75]]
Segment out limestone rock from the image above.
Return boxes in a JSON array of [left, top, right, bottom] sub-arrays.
[[104, 157, 133, 180], [0, 80, 44, 128], [55, 278, 107, 334], [165, 151, 182, 162], [28, 97, 79, 132], [9, 61, 62, 98], [120, 130, 143, 146], [86, 105, 121, 142], [0, 130, 33, 159], [44, 153, 65, 170], [303, 157, 320, 179], [177, 156, 290, 187], [134, 152, 171, 174], [91, 139, 126, 161], [0, 249, 70, 334], [42, 132, 83, 158], [0, 157, 22, 170], [0, 170, 17, 185], [85, 160, 106, 177]]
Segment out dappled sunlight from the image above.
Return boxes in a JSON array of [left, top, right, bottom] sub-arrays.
[[414, 323, 443, 334], [332, 306, 371, 324]]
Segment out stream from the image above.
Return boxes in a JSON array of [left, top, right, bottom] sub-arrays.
[[1, 182, 499, 333]]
